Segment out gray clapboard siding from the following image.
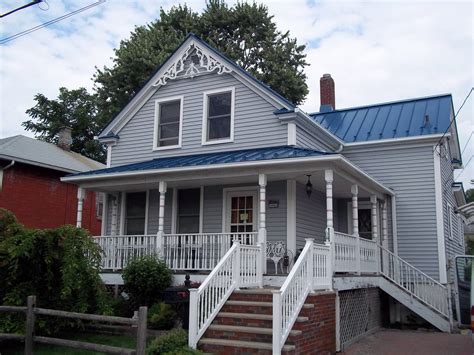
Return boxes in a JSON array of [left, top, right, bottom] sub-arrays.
[[441, 145, 465, 283], [295, 182, 327, 250], [111, 73, 288, 167], [295, 126, 333, 152], [344, 144, 439, 279]]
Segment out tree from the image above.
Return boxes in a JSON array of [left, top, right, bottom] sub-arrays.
[[22, 87, 106, 162], [466, 188, 474, 203], [24, 1, 309, 159]]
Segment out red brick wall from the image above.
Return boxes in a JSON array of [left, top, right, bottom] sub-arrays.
[[0, 162, 101, 235]]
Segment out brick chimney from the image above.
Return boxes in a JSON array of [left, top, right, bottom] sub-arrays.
[[320, 74, 335, 112], [57, 127, 72, 151]]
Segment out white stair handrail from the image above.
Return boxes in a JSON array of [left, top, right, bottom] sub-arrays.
[[273, 239, 314, 354], [188, 241, 263, 349], [378, 244, 449, 317]]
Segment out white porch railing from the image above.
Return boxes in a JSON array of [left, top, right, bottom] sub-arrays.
[[94, 235, 157, 270], [188, 242, 263, 349], [272, 239, 331, 354], [333, 231, 378, 274], [93, 232, 257, 271], [379, 245, 449, 317]]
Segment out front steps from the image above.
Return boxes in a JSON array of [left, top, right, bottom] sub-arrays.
[[198, 288, 336, 354]]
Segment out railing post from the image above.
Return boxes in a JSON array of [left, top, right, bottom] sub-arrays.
[[305, 239, 315, 292], [25, 295, 36, 355], [136, 306, 147, 355], [272, 290, 282, 355], [233, 241, 241, 289], [188, 289, 198, 349], [257, 242, 264, 288]]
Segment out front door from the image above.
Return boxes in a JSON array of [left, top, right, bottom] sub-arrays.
[[225, 190, 258, 243]]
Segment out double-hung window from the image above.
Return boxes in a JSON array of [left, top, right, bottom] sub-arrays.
[[202, 87, 235, 144], [154, 96, 183, 150]]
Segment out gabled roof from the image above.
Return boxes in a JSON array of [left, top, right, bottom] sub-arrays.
[[309, 94, 454, 143], [66, 146, 331, 178], [99, 33, 295, 139], [0, 135, 105, 173]]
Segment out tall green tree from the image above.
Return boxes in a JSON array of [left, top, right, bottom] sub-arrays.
[[22, 87, 106, 162], [466, 188, 474, 203], [24, 1, 309, 160]]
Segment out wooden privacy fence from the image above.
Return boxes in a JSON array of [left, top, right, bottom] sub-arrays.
[[0, 296, 148, 355]]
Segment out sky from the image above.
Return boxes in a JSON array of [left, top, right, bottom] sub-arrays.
[[0, 0, 473, 187]]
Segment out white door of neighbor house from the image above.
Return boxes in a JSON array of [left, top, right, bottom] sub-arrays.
[[224, 190, 258, 244]]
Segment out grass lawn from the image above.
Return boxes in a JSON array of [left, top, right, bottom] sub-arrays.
[[0, 332, 136, 354]]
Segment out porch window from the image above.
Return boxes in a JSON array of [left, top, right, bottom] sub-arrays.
[[154, 96, 183, 149], [202, 88, 234, 144], [125, 192, 147, 235], [177, 188, 201, 234]]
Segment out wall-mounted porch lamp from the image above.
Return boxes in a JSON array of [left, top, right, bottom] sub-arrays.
[[306, 175, 313, 198]]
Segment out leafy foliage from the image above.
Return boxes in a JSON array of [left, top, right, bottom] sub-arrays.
[[148, 302, 176, 330], [122, 255, 172, 307], [23, 1, 308, 161], [147, 329, 201, 355], [466, 188, 474, 203], [22, 87, 106, 162], [0, 209, 111, 334]]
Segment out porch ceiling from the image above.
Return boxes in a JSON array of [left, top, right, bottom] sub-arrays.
[[62, 153, 394, 199]]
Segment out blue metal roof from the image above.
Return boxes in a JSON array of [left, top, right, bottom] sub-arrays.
[[68, 146, 331, 178], [309, 94, 453, 143]]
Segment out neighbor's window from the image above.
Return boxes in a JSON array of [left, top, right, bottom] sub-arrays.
[[204, 89, 234, 143], [155, 98, 182, 148], [125, 192, 147, 235]]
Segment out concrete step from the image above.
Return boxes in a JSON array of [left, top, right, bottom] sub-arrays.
[[199, 338, 296, 353]]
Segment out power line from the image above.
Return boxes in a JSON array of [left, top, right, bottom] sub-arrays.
[[0, 0, 105, 45], [461, 131, 474, 155], [0, 0, 42, 18], [434, 87, 474, 153]]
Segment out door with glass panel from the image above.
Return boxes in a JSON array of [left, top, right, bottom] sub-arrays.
[[226, 191, 258, 245]]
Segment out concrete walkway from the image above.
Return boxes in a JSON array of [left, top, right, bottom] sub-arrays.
[[342, 329, 473, 355]]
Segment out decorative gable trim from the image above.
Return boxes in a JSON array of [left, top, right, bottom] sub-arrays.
[[153, 43, 232, 87]]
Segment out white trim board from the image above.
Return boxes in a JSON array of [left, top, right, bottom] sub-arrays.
[[433, 145, 447, 284]]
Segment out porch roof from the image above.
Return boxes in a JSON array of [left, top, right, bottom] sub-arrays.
[[66, 146, 332, 178]]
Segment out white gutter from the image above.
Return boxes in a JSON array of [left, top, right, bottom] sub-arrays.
[[344, 133, 448, 147], [61, 154, 395, 196]]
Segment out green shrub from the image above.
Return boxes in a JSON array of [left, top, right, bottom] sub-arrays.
[[148, 302, 176, 330], [147, 329, 201, 355], [122, 255, 172, 307], [0, 209, 111, 334]]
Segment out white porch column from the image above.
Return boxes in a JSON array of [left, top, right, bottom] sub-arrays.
[[370, 195, 378, 243], [110, 194, 119, 236], [324, 169, 334, 234], [76, 187, 85, 228], [351, 184, 360, 274], [157, 181, 167, 253], [258, 174, 267, 274], [382, 200, 389, 249]]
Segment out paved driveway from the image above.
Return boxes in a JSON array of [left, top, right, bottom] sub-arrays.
[[342, 329, 473, 355]]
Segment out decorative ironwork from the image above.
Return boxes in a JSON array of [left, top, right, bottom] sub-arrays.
[[266, 241, 293, 274], [153, 43, 232, 87]]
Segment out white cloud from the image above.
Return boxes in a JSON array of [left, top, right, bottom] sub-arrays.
[[0, 0, 472, 187]]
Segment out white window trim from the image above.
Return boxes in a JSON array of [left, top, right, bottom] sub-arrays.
[[457, 214, 464, 246], [201, 87, 235, 146], [153, 95, 184, 151], [448, 204, 454, 240], [222, 187, 259, 233]]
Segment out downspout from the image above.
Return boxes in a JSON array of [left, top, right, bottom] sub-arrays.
[[335, 144, 343, 153], [0, 160, 15, 191]]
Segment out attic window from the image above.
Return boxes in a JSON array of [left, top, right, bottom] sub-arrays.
[[153, 96, 183, 150], [202, 87, 235, 145]]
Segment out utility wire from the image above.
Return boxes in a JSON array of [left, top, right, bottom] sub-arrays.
[[434, 87, 474, 153], [461, 131, 474, 155], [0, 0, 105, 44], [0, 0, 42, 18]]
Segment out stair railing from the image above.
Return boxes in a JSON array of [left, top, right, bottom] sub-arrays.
[[378, 245, 449, 317], [273, 239, 314, 354], [188, 241, 263, 349]]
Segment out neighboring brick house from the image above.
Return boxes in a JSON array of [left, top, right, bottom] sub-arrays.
[[0, 131, 104, 234]]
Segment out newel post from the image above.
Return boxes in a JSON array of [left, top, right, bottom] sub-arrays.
[[233, 241, 241, 289], [188, 289, 198, 349], [76, 187, 85, 228], [258, 174, 267, 274], [371, 195, 379, 273], [351, 184, 360, 275], [306, 239, 315, 292]]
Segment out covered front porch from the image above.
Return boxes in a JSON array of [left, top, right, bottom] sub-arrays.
[[65, 149, 394, 277]]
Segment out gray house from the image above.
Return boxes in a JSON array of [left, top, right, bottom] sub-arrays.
[[63, 34, 466, 353]]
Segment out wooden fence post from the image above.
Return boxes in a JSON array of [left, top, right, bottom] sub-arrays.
[[25, 295, 36, 355], [136, 306, 147, 355]]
